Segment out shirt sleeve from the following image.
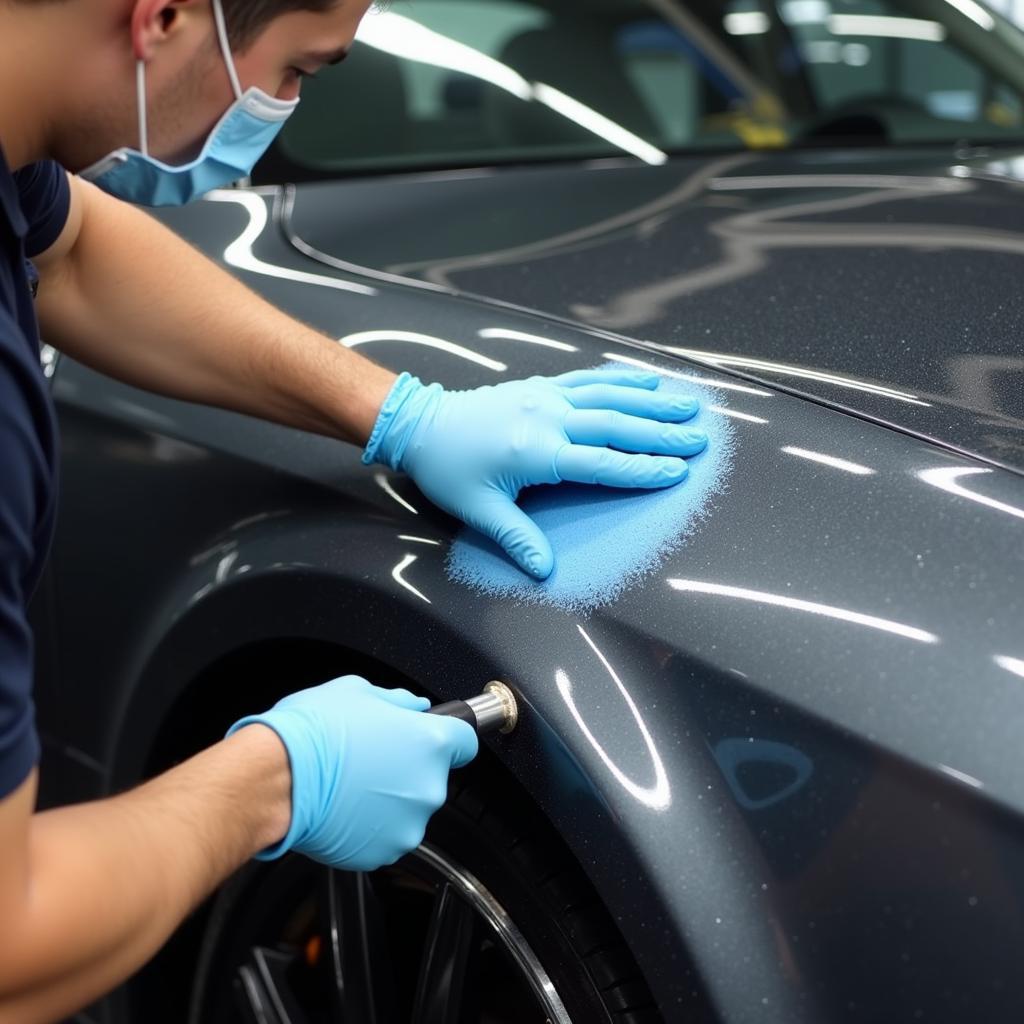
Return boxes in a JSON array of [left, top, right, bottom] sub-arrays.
[[14, 161, 71, 260], [0, 313, 45, 799]]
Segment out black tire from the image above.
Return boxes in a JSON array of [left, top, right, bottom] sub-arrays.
[[188, 764, 662, 1024]]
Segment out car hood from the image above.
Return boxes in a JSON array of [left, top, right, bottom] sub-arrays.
[[284, 146, 1024, 474]]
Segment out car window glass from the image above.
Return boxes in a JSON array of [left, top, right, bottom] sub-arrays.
[[262, 0, 1024, 182]]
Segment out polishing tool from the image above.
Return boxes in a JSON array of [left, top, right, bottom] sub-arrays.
[[428, 681, 519, 735]]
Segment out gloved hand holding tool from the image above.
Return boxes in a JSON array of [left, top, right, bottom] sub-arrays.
[[228, 675, 480, 871], [363, 367, 709, 579]]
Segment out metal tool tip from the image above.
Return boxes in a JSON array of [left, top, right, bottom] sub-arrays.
[[483, 680, 519, 734]]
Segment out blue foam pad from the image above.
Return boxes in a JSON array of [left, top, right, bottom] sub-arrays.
[[446, 365, 735, 613]]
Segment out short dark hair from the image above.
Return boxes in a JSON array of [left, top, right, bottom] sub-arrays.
[[220, 0, 340, 50]]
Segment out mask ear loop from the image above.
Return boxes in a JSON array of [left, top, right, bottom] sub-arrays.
[[136, 60, 149, 156], [211, 0, 243, 101]]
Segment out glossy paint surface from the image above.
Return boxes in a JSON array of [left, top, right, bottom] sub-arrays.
[[285, 146, 1024, 474], [38, 179, 1024, 1024]]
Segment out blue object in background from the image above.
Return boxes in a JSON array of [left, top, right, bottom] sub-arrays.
[[447, 367, 734, 613]]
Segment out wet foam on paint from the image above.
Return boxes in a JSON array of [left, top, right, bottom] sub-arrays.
[[446, 364, 735, 614]]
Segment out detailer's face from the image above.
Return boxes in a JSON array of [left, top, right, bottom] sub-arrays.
[[62, 0, 372, 171]]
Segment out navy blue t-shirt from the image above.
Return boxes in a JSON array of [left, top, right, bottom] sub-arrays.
[[0, 146, 69, 800]]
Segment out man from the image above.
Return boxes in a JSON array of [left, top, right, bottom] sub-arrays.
[[0, 0, 708, 1019]]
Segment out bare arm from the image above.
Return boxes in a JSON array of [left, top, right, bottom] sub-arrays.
[[0, 725, 291, 1024], [33, 174, 397, 446]]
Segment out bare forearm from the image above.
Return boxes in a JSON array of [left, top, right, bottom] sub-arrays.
[[36, 177, 396, 446], [0, 725, 290, 1024]]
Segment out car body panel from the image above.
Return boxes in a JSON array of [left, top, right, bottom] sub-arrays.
[[39, 187, 1024, 1023], [283, 146, 1024, 474]]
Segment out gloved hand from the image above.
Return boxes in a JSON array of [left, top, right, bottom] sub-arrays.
[[363, 367, 707, 579], [227, 675, 478, 870]]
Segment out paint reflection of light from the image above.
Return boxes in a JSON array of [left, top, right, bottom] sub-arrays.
[[205, 191, 376, 296], [374, 472, 419, 515], [828, 14, 945, 41], [342, 331, 507, 372], [532, 83, 667, 166], [666, 347, 931, 406], [399, 534, 442, 546], [918, 467, 1024, 522], [215, 551, 239, 583], [710, 406, 768, 424], [782, 0, 829, 25], [478, 328, 578, 352], [601, 352, 774, 397], [937, 763, 984, 789], [724, 11, 770, 35], [709, 174, 967, 193], [392, 553, 431, 604], [357, 12, 532, 99], [995, 655, 1024, 679], [556, 626, 671, 811], [943, 0, 995, 30], [356, 13, 667, 166], [782, 446, 875, 475], [667, 579, 939, 644]]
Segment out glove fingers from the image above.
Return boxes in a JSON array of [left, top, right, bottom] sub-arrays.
[[548, 367, 661, 390], [436, 716, 480, 769], [566, 383, 700, 422], [564, 408, 708, 456], [467, 494, 555, 580], [555, 445, 689, 488]]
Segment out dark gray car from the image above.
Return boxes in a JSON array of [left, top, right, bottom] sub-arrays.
[[39, 1, 1024, 1022]]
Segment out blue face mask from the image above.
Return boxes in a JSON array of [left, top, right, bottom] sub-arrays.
[[80, 0, 299, 207]]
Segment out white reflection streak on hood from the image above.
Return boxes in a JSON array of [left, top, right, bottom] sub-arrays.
[[392, 553, 431, 604], [995, 655, 1024, 679], [478, 328, 579, 352], [665, 347, 930, 406], [374, 472, 419, 515], [342, 331, 507, 372], [782, 446, 875, 475], [556, 625, 671, 811], [205, 191, 377, 295], [668, 579, 939, 644], [710, 406, 768, 424], [918, 466, 1024, 522]]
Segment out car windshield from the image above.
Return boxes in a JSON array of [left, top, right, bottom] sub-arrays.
[[260, 0, 1024, 181]]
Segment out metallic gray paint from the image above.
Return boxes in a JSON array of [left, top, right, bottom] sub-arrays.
[[284, 147, 1024, 475], [38, 181, 1024, 1023]]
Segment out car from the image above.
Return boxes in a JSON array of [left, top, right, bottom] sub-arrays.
[[38, 0, 1024, 1021]]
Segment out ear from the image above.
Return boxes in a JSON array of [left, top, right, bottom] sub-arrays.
[[129, 0, 198, 61]]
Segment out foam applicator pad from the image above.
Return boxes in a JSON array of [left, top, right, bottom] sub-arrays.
[[446, 364, 735, 613]]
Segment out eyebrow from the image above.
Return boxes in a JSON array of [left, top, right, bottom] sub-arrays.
[[304, 46, 351, 67]]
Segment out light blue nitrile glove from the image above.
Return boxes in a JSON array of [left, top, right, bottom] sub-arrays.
[[227, 675, 478, 870], [363, 368, 708, 579]]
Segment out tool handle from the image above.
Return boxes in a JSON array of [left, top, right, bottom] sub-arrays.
[[427, 683, 518, 735], [427, 700, 478, 729]]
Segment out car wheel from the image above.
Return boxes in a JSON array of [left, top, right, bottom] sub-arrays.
[[187, 770, 661, 1023]]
